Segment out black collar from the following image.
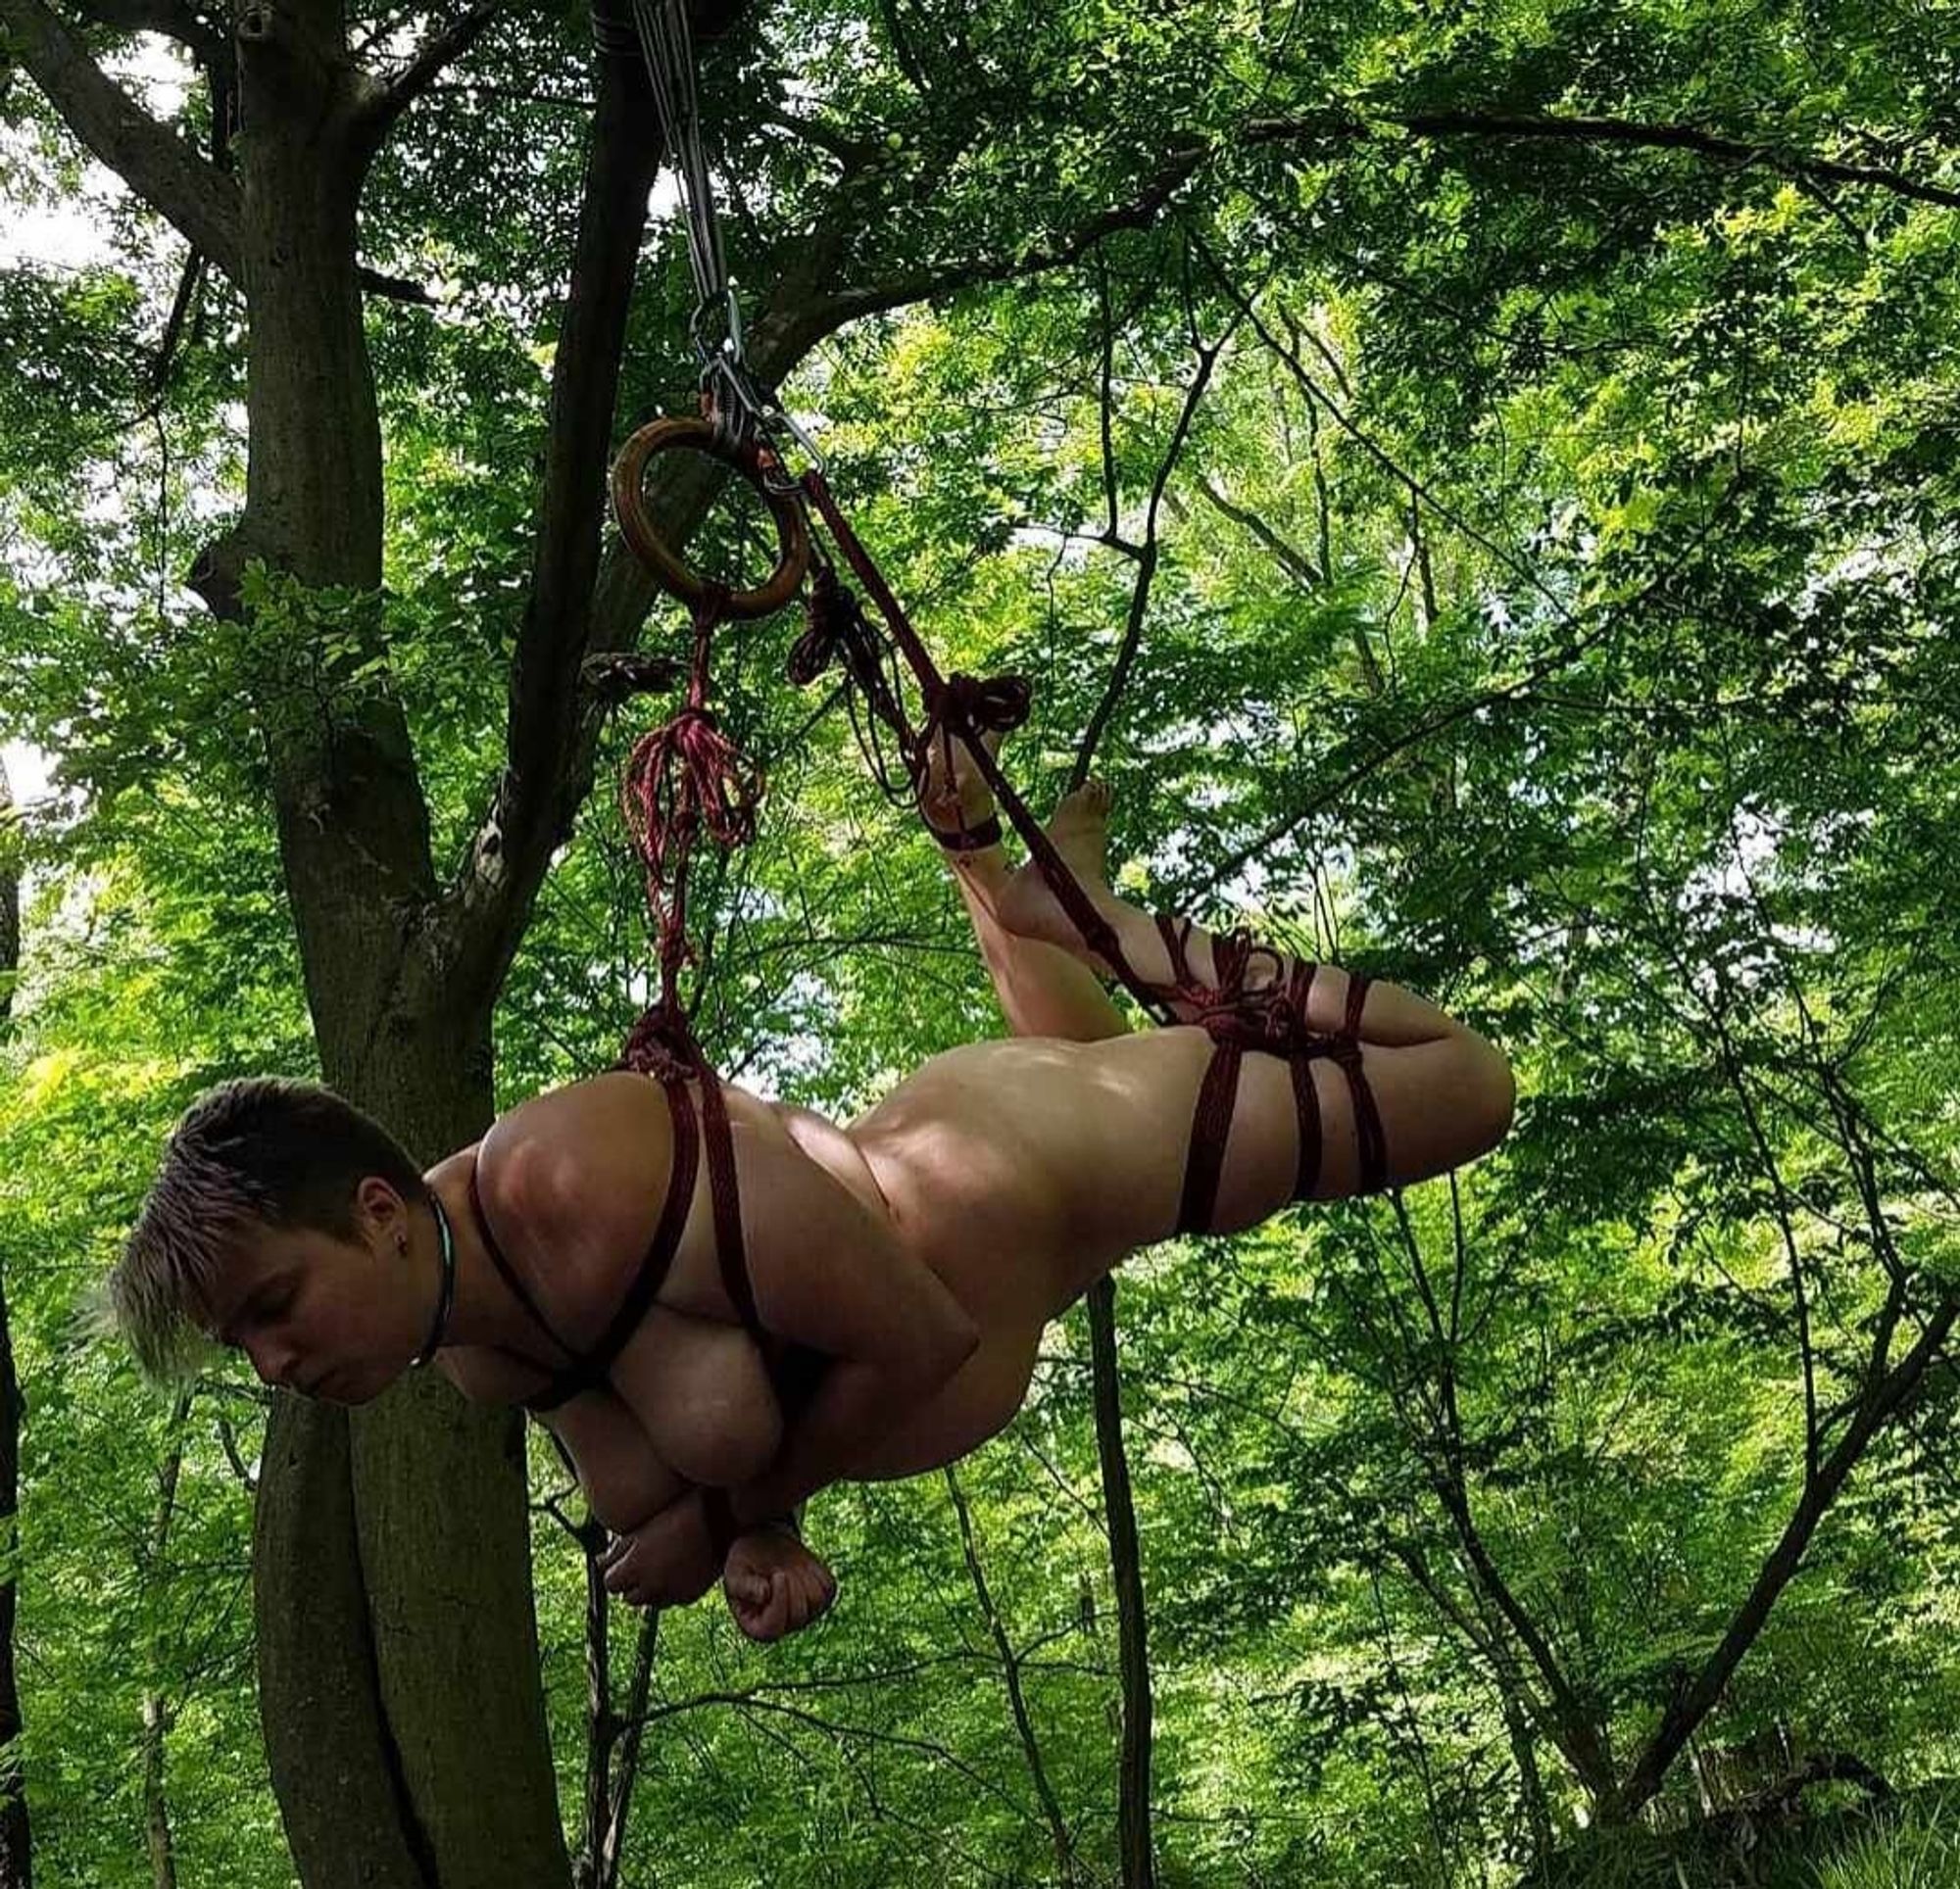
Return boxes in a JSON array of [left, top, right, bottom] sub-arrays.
[[410, 1195, 458, 1369]]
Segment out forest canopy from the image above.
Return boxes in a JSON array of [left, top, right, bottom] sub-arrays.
[[0, 0, 1957, 1883]]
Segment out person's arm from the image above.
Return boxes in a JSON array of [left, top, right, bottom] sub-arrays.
[[723, 1153, 980, 1530]]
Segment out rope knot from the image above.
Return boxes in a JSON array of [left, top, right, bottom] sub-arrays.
[[616, 1002, 703, 1084], [931, 671, 1033, 739], [1185, 933, 1355, 1061], [1192, 987, 1309, 1057]]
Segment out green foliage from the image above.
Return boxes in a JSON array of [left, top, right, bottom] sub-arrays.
[[4, 0, 1960, 1882], [1815, 1797, 1960, 1889]]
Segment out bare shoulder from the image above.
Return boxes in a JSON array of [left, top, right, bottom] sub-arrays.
[[476, 1072, 673, 1255], [471, 1068, 814, 1329], [464, 1070, 687, 1346]]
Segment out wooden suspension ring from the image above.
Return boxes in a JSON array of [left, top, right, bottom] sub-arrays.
[[611, 415, 810, 621]]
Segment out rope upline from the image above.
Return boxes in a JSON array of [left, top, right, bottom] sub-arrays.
[[796, 469, 1177, 1027], [589, 0, 1388, 1215], [587, 0, 1168, 1056]]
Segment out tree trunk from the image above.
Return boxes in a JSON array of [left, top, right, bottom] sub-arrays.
[[596, 1613, 659, 1889], [1498, 1683, 1553, 1865], [0, 755, 17, 1034], [0, 752, 29, 1889], [139, 1695, 176, 1889], [139, 1393, 193, 1889], [1085, 1281, 1154, 1889], [577, 1527, 612, 1889], [0, 1263, 25, 1889], [198, 20, 569, 1886]]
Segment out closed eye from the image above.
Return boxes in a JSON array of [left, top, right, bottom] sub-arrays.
[[219, 1288, 288, 1348]]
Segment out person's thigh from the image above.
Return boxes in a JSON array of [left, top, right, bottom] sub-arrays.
[[852, 1032, 1216, 1308], [856, 1024, 1433, 1302]]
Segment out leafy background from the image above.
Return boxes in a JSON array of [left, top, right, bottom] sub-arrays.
[[2, 0, 1958, 1881]]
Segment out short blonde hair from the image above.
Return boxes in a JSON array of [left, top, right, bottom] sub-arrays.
[[110, 1077, 427, 1381]]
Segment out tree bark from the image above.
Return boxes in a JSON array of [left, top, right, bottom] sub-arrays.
[[192, 10, 567, 1883], [577, 1525, 612, 1889], [1497, 1681, 1553, 1865]]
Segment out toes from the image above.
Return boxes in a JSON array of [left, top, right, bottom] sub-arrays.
[[1051, 779, 1112, 832]]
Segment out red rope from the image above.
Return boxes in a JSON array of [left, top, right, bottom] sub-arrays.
[[614, 589, 759, 1075], [800, 468, 1173, 1024], [607, 450, 1391, 1206]]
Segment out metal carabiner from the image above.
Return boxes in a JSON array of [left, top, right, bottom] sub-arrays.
[[754, 400, 827, 490], [689, 284, 746, 372]]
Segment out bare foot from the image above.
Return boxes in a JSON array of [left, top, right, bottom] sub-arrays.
[[917, 725, 1003, 849], [995, 779, 1119, 956]]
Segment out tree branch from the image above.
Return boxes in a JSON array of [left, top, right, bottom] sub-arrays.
[[0, 755, 18, 1037], [754, 100, 878, 170], [1392, 1199, 1618, 1800], [1611, 1287, 1960, 1817], [352, 0, 511, 159], [0, 0, 241, 269], [357, 264, 437, 305], [1192, 475, 1323, 588], [1071, 294, 1236, 788], [1084, 1277, 1158, 1889], [824, 98, 1960, 335], [818, 141, 1213, 325], [1227, 107, 1960, 211], [63, 0, 223, 65], [1255, 109, 1960, 214], [438, 37, 667, 1008], [944, 1467, 1076, 1885]]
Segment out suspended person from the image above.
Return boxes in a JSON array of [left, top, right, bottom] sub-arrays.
[[106, 752, 1514, 1639]]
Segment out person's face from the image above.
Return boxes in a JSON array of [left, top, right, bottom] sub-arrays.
[[203, 1178, 422, 1405]]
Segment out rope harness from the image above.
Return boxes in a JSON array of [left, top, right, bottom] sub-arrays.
[[546, 5, 1391, 1524]]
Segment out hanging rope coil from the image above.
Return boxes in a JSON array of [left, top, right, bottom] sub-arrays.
[[608, 587, 761, 1072], [621, 702, 760, 893], [600, 0, 1171, 1045], [786, 561, 887, 695], [788, 560, 921, 806]]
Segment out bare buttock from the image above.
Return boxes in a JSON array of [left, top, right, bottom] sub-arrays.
[[844, 1032, 1217, 1315]]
